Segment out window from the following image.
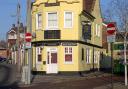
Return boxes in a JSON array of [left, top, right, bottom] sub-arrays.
[[36, 47, 42, 62], [86, 48, 91, 63], [94, 51, 100, 63], [82, 24, 91, 40], [82, 48, 84, 61], [44, 30, 60, 39], [36, 13, 42, 29], [64, 12, 73, 28], [47, 12, 58, 28], [64, 47, 73, 63], [95, 24, 100, 37], [94, 51, 97, 63]]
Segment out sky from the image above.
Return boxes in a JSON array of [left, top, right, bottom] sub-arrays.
[[0, 0, 110, 40], [0, 0, 26, 40]]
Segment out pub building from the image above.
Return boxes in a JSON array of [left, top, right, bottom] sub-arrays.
[[31, 0, 103, 75]]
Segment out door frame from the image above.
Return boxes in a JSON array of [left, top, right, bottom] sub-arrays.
[[46, 48, 58, 74]]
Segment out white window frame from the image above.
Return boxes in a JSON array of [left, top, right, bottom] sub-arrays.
[[94, 51, 97, 63], [46, 12, 58, 30], [98, 24, 100, 37], [36, 13, 42, 30], [95, 24, 100, 37], [64, 47, 73, 64], [86, 48, 91, 64], [64, 11, 73, 28], [36, 47, 42, 63]]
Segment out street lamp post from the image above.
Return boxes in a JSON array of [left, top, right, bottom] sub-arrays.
[[26, 0, 32, 84], [17, 0, 21, 72]]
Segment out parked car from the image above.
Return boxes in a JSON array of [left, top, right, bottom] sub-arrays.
[[0, 57, 7, 62]]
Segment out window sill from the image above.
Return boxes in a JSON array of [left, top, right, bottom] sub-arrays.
[[36, 28, 42, 31], [64, 62, 73, 64], [46, 27, 59, 30]]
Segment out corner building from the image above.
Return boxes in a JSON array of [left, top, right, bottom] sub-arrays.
[[32, 0, 103, 74]]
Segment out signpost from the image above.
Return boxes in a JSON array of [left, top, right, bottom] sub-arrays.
[[25, 32, 32, 42], [107, 23, 116, 42], [107, 23, 116, 89], [25, 33, 32, 49]]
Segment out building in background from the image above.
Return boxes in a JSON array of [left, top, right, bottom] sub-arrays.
[[0, 40, 7, 58], [31, 0, 103, 74], [7, 23, 26, 65]]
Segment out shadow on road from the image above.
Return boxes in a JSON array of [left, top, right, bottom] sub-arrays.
[[0, 64, 20, 89]]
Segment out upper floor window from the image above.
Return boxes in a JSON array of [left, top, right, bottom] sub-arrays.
[[8, 34, 17, 39], [36, 13, 42, 29], [47, 12, 58, 29], [82, 24, 91, 40], [95, 24, 100, 37], [64, 12, 73, 28]]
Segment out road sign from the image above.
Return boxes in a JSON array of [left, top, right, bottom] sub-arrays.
[[25, 42, 31, 49], [107, 23, 116, 35], [107, 35, 115, 43], [25, 33, 32, 42], [107, 23, 116, 42]]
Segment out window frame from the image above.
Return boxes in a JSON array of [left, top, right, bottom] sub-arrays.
[[36, 47, 42, 63], [64, 11, 73, 28], [86, 48, 91, 64], [36, 13, 42, 30], [46, 12, 58, 30], [64, 47, 73, 64], [95, 24, 100, 37]]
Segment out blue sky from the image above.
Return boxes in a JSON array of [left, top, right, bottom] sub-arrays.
[[0, 0, 26, 40], [0, 0, 110, 40]]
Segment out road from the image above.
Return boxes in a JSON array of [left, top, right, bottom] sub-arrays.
[[0, 63, 19, 89], [20, 75, 124, 89], [0, 63, 127, 89]]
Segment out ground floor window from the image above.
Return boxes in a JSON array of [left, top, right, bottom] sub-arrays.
[[94, 51, 100, 63], [86, 48, 91, 64], [64, 47, 72, 63], [36, 47, 42, 62]]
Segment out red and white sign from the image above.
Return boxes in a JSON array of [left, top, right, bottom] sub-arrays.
[[25, 42, 31, 49], [107, 23, 116, 42], [25, 33, 32, 42], [107, 23, 116, 35]]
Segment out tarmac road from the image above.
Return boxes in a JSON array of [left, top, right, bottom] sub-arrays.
[[0, 63, 127, 89], [0, 63, 19, 89], [20, 74, 126, 89]]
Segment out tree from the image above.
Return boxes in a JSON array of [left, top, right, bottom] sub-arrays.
[[103, 0, 128, 86], [104, 0, 128, 31]]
